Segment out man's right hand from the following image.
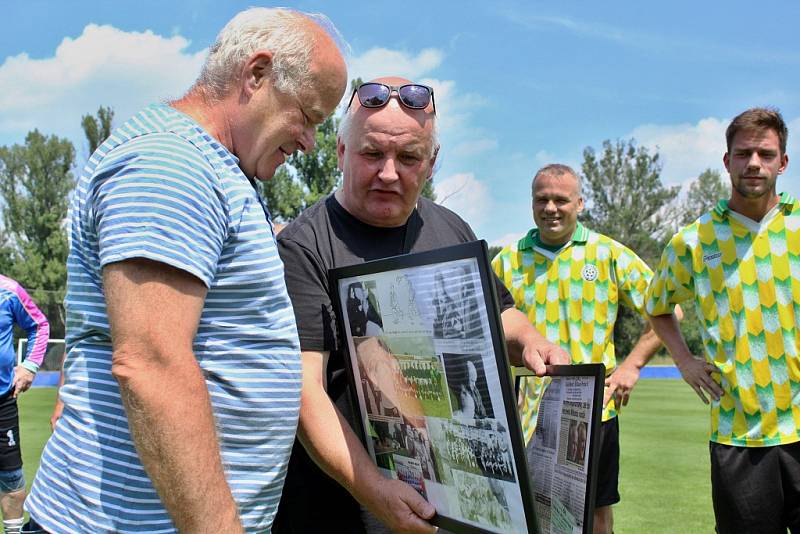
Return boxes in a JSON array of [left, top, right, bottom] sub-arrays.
[[676, 355, 723, 404], [365, 478, 436, 534]]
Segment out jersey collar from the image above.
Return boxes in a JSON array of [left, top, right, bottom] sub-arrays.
[[713, 191, 796, 217], [518, 222, 588, 251]]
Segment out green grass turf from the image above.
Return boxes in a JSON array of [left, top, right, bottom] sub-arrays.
[[19, 387, 57, 493], [17, 383, 716, 532], [616, 379, 714, 533]]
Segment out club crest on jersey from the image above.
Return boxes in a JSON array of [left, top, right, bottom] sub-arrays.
[[582, 264, 598, 282]]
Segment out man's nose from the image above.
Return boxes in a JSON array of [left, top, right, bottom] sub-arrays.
[[378, 158, 399, 182], [746, 151, 762, 170], [298, 126, 316, 154]]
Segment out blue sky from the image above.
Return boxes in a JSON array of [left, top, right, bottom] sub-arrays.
[[2, 1, 799, 245]]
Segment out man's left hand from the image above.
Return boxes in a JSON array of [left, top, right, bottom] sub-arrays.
[[522, 340, 571, 377], [367, 478, 437, 534], [603, 365, 640, 410], [12, 366, 35, 398]]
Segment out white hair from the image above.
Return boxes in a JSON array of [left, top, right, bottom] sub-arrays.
[[337, 101, 439, 159], [196, 7, 346, 100]]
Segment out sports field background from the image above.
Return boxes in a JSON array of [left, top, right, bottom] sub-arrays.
[[18, 380, 714, 533]]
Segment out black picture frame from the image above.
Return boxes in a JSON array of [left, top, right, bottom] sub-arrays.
[[329, 240, 539, 534], [515, 364, 605, 534]]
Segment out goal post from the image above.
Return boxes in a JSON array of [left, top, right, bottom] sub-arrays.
[[16, 338, 66, 372]]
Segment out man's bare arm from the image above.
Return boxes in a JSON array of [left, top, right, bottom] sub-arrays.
[[603, 321, 662, 409], [105, 259, 241, 533], [50, 352, 66, 431], [649, 312, 722, 404], [605, 304, 689, 409], [297, 350, 435, 534], [501, 307, 570, 375]]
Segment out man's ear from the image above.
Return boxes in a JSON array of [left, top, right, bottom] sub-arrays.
[[778, 153, 789, 175], [242, 50, 274, 96], [337, 137, 345, 171], [426, 145, 440, 180]]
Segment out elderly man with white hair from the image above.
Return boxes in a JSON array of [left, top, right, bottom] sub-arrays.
[[24, 8, 346, 533]]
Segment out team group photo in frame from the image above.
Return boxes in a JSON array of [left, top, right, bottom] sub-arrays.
[[332, 243, 538, 533], [332, 242, 604, 534]]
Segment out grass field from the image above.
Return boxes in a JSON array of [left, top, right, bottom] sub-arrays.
[[17, 382, 715, 532], [616, 379, 714, 533], [18, 387, 57, 495]]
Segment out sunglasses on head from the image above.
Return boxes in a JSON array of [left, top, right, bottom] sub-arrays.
[[347, 82, 436, 114]]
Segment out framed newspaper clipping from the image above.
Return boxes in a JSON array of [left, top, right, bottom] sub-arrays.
[[515, 364, 605, 534], [329, 241, 539, 534]]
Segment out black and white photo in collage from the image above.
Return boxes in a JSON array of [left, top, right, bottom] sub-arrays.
[[337, 254, 531, 534]]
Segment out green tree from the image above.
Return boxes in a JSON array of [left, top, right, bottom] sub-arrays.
[[421, 175, 437, 201], [0, 131, 75, 336], [260, 114, 342, 222], [0, 232, 14, 275], [675, 168, 729, 228], [581, 139, 679, 263], [81, 106, 114, 155], [580, 139, 679, 358]]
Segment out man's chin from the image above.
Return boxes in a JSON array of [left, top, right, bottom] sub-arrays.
[[254, 163, 285, 182], [736, 187, 769, 199], [367, 205, 411, 227]]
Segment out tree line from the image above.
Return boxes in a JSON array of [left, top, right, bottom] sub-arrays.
[[0, 103, 726, 356]]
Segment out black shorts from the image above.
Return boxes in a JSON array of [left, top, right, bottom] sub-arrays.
[[594, 417, 620, 508], [0, 391, 22, 471], [710, 441, 800, 534], [22, 517, 50, 533]]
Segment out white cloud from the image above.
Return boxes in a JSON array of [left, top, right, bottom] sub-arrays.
[[490, 231, 527, 248], [0, 24, 205, 152], [451, 138, 498, 157], [345, 48, 491, 155], [628, 117, 728, 187], [434, 172, 490, 226], [628, 115, 800, 200], [347, 48, 443, 82]]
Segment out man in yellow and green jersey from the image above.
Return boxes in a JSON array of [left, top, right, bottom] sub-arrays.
[[646, 107, 798, 534], [492, 163, 668, 534]]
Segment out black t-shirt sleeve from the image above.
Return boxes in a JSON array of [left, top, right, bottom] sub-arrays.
[[277, 236, 337, 352], [450, 207, 515, 312], [494, 275, 515, 311]]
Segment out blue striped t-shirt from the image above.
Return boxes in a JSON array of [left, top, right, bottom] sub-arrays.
[[26, 104, 302, 533]]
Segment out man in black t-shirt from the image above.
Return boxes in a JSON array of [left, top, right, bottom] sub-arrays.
[[273, 76, 569, 534]]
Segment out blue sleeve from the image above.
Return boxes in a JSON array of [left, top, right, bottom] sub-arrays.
[[91, 133, 229, 287]]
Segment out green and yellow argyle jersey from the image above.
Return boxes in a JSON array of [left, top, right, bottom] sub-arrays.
[[647, 193, 800, 447], [492, 223, 653, 443]]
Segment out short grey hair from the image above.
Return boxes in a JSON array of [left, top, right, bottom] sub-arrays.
[[337, 100, 440, 159], [196, 7, 346, 100], [532, 163, 582, 197]]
